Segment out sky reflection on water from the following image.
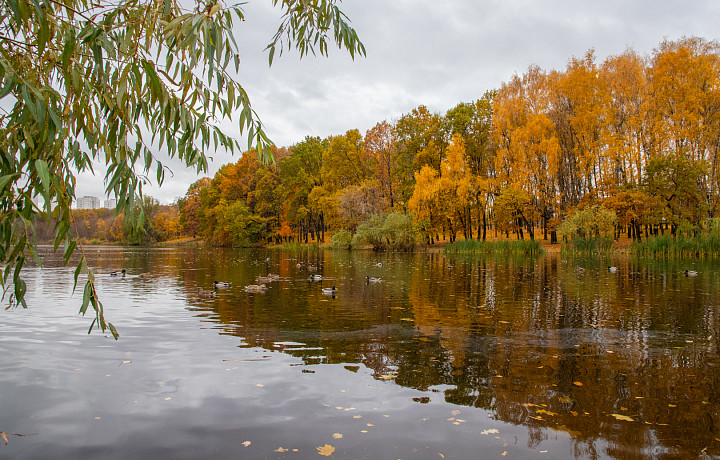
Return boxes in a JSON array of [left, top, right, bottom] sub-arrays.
[[1, 246, 719, 459]]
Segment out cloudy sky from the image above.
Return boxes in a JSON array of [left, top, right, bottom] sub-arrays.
[[75, 0, 720, 205]]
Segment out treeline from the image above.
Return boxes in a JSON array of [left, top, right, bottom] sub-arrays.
[[35, 197, 181, 244], [178, 37, 720, 248]]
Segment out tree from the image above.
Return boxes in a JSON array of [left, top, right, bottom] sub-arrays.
[[0, 0, 364, 337]]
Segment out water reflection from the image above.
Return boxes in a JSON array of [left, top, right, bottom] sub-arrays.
[[11, 247, 720, 458]]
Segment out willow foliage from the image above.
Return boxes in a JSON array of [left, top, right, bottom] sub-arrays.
[[0, 0, 364, 337]]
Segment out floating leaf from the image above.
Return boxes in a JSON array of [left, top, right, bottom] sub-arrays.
[[275, 447, 288, 452], [332, 433, 342, 439], [378, 374, 397, 380], [536, 409, 558, 416], [317, 444, 335, 456], [242, 441, 251, 447], [610, 414, 634, 422], [480, 429, 499, 435], [573, 381, 583, 387]]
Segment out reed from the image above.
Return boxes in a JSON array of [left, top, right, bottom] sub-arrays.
[[631, 235, 720, 257], [561, 236, 613, 254], [445, 239, 543, 255]]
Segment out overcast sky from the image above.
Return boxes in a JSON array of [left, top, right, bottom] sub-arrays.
[[75, 0, 720, 205]]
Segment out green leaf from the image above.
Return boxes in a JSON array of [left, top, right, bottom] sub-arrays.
[[34, 159, 50, 196], [73, 259, 85, 293], [80, 281, 91, 315]]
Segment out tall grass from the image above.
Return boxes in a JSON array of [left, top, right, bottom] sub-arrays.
[[274, 241, 320, 252], [445, 239, 543, 255], [561, 236, 614, 254], [631, 234, 720, 257]]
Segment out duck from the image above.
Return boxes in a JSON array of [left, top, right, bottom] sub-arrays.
[[214, 280, 231, 288], [309, 274, 323, 281], [366, 276, 381, 283], [256, 275, 272, 284], [322, 285, 336, 295], [110, 269, 126, 277], [267, 273, 280, 280], [685, 270, 698, 277], [198, 287, 216, 299], [607, 266, 618, 273], [244, 284, 267, 293]]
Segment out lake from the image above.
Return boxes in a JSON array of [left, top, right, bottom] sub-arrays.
[[1, 246, 719, 459]]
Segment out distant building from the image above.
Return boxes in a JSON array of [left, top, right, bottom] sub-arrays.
[[105, 198, 117, 209], [76, 196, 100, 210]]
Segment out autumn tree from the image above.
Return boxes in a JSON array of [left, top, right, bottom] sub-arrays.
[[364, 121, 400, 209]]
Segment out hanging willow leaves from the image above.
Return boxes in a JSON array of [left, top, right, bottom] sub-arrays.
[[0, 0, 364, 337]]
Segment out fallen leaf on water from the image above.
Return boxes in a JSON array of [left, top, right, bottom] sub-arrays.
[[332, 433, 343, 439], [570, 411, 578, 416], [522, 403, 539, 408], [367, 423, 374, 427], [360, 430, 368, 433], [353, 415, 362, 419], [255, 384, 264, 388], [668, 404, 677, 408], [164, 397, 171, 401], [446, 418, 455, 421], [620, 407, 628, 411], [317, 444, 335, 456], [501, 451, 507, 456], [573, 382, 583, 387], [480, 429, 499, 435], [378, 374, 397, 380], [275, 447, 288, 452], [1, 433, 7, 445], [536, 409, 558, 416], [610, 414, 634, 422], [439, 454, 445, 459], [121, 360, 132, 364], [242, 441, 251, 447], [450, 410, 461, 416]]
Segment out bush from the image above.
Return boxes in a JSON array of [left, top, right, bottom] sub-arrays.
[[330, 229, 353, 249], [353, 212, 416, 251]]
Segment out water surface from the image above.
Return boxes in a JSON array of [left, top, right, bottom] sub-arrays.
[[1, 246, 719, 459]]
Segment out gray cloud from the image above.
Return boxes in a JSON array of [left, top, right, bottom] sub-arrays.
[[74, 0, 719, 204]]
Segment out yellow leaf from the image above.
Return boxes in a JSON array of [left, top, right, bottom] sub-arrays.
[[242, 441, 251, 447], [573, 381, 583, 387], [275, 447, 288, 452], [366, 423, 374, 427], [536, 409, 558, 416], [610, 414, 634, 422], [332, 433, 342, 439], [480, 429, 499, 435], [353, 415, 362, 419], [378, 374, 397, 380], [317, 444, 335, 456], [1, 432, 8, 445]]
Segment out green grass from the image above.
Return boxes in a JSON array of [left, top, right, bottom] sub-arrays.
[[631, 235, 720, 257], [561, 236, 614, 254], [445, 239, 543, 255]]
